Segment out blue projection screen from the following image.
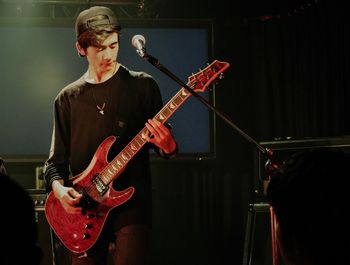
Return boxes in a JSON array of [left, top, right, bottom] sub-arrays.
[[0, 20, 213, 158]]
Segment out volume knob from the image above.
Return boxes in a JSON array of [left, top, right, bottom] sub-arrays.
[[83, 233, 91, 240]]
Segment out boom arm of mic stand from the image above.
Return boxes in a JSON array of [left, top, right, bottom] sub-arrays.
[[142, 51, 267, 155], [141, 50, 281, 265]]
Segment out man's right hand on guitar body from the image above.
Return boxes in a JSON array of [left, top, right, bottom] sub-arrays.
[[52, 180, 83, 214]]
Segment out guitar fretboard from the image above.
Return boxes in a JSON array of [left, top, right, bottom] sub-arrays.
[[100, 86, 192, 185], [95, 60, 228, 186]]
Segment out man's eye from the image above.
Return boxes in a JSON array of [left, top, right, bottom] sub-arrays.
[[95, 46, 105, 52]]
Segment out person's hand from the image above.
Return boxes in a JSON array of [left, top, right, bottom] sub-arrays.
[[52, 180, 83, 214], [144, 119, 177, 154]]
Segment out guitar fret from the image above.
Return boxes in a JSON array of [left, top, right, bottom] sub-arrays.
[[116, 159, 123, 167], [121, 152, 129, 162], [169, 101, 176, 109], [158, 111, 169, 122], [172, 95, 183, 105], [134, 137, 143, 148], [158, 113, 165, 121], [124, 147, 133, 157], [162, 107, 171, 117], [180, 89, 188, 97], [101, 171, 109, 181], [140, 128, 148, 140], [129, 143, 137, 152]]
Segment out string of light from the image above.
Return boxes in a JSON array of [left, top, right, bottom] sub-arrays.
[[250, 0, 319, 22]]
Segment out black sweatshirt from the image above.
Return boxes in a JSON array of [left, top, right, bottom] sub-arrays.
[[43, 65, 167, 228]]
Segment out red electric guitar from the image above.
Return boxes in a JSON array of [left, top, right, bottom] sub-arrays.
[[45, 60, 230, 253]]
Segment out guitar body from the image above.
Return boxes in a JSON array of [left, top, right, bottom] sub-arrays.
[[45, 136, 134, 253]]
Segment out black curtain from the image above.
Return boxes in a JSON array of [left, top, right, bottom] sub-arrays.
[[243, 3, 350, 141], [151, 2, 350, 265]]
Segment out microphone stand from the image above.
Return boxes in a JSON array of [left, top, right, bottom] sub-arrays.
[[138, 48, 271, 156], [138, 48, 281, 265]]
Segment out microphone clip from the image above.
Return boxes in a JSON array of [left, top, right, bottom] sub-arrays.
[[136, 47, 146, 58]]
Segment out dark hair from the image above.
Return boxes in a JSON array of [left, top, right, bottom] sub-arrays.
[[267, 147, 350, 265], [77, 23, 121, 55]]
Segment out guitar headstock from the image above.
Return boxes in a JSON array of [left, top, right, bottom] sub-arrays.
[[188, 60, 230, 92]]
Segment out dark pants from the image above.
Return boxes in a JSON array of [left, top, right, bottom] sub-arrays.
[[71, 224, 149, 265]]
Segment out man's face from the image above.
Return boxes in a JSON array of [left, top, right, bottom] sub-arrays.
[[85, 32, 119, 73]]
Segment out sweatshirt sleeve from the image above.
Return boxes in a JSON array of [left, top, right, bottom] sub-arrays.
[[42, 94, 71, 192]]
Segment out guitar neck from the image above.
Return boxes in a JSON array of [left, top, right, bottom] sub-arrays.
[[100, 86, 192, 185], [96, 59, 229, 186]]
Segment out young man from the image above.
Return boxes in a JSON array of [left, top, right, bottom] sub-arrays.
[[267, 148, 350, 265], [43, 6, 177, 265]]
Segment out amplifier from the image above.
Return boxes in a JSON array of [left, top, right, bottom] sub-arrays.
[[254, 136, 350, 198], [27, 189, 47, 211], [27, 189, 52, 265], [27, 189, 71, 265]]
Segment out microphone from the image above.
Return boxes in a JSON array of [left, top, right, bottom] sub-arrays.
[[131, 34, 146, 57]]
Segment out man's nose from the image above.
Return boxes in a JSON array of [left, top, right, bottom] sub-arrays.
[[102, 47, 114, 60]]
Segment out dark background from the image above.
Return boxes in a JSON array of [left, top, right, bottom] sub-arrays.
[[1, 1, 349, 264], [0, 24, 212, 156]]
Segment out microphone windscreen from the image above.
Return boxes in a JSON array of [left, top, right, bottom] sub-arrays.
[[131, 34, 146, 49]]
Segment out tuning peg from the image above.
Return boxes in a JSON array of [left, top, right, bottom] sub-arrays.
[[219, 73, 225, 79]]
